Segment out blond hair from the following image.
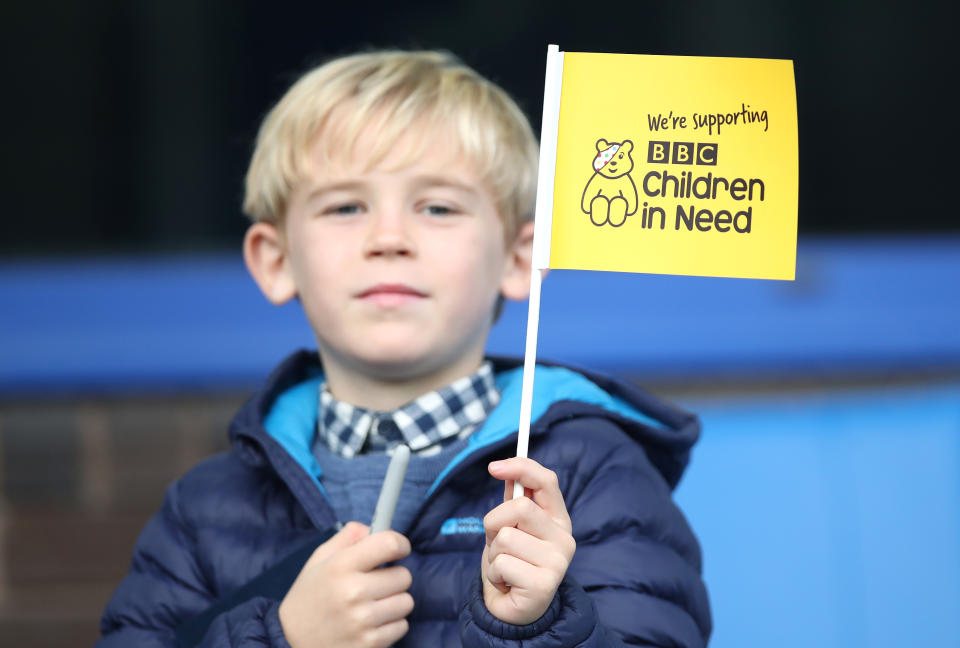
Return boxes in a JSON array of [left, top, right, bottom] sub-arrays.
[[243, 50, 538, 239]]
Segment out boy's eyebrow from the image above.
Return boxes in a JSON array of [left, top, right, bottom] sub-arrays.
[[410, 175, 480, 196], [303, 175, 480, 203], [304, 180, 367, 202]]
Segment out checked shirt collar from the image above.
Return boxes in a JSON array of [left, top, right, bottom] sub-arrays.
[[316, 361, 500, 458]]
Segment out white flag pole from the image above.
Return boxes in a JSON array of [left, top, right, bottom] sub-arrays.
[[513, 44, 564, 499]]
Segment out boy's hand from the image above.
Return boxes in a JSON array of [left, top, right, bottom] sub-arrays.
[[279, 521, 414, 648], [482, 458, 576, 626]]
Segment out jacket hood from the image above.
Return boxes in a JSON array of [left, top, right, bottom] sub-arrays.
[[229, 350, 701, 493]]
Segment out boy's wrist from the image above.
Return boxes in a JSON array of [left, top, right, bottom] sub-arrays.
[[462, 569, 564, 641]]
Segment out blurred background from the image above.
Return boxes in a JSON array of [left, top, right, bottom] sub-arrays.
[[1, 1, 957, 646]]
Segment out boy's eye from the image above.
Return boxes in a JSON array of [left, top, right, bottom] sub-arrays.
[[423, 204, 456, 216], [323, 203, 363, 216]]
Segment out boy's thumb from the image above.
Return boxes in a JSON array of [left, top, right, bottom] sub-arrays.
[[307, 521, 369, 565]]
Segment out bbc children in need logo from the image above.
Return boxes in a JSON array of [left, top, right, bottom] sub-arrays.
[[580, 139, 639, 227], [580, 104, 769, 234]]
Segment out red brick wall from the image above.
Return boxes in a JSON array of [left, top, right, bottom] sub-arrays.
[[0, 394, 239, 647]]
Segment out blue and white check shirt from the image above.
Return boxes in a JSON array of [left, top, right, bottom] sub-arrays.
[[316, 362, 500, 458]]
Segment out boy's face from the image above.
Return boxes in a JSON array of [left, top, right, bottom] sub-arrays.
[[246, 124, 531, 394]]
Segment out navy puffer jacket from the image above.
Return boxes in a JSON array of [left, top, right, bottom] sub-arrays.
[[98, 351, 711, 647]]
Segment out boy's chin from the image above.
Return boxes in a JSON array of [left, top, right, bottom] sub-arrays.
[[353, 349, 449, 380], [317, 323, 490, 384], [355, 350, 419, 369], [343, 342, 480, 384]]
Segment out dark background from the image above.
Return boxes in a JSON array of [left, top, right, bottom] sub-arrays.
[[1, 0, 953, 258]]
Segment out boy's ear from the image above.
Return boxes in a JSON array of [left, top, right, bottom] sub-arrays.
[[243, 222, 298, 305], [499, 220, 540, 300]]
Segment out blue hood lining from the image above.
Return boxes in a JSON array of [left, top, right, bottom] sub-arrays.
[[262, 365, 664, 496]]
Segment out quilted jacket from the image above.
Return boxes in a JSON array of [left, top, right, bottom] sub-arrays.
[[98, 350, 711, 647]]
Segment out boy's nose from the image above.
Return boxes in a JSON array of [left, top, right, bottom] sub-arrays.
[[363, 211, 415, 258]]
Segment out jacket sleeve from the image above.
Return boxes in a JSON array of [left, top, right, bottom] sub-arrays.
[[459, 571, 626, 647], [562, 418, 711, 647], [458, 417, 711, 648], [96, 479, 293, 648]]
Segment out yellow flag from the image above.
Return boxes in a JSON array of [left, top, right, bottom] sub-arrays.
[[535, 49, 798, 280]]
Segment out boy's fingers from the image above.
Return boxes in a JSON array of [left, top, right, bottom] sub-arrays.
[[368, 617, 410, 648], [486, 525, 560, 570], [306, 521, 370, 568], [483, 496, 569, 546], [341, 530, 412, 572], [488, 458, 570, 527], [363, 565, 413, 600], [501, 478, 533, 503], [367, 591, 415, 627], [486, 551, 538, 591]]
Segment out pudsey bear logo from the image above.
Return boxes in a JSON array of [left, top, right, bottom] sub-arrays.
[[580, 139, 639, 227]]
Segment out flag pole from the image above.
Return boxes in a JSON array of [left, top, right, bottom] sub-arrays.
[[514, 265, 543, 466], [513, 44, 564, 499]]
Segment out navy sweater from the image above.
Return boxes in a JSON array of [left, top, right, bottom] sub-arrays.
[[98, 351, 712, 647]]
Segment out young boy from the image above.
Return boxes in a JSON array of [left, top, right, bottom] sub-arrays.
[[98, 50, 711, 647]]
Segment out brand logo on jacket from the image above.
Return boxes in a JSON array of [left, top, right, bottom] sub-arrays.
[[440, 517, 484, 535]]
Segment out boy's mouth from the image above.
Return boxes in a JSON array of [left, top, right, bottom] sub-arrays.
[[356, 283, 428, 308]]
